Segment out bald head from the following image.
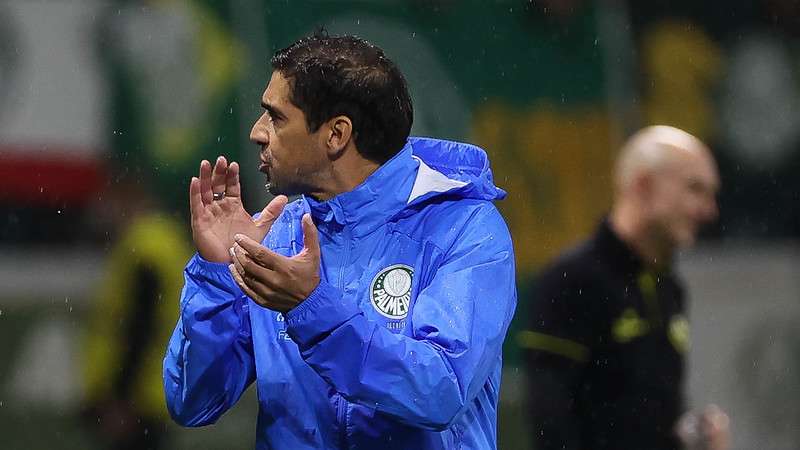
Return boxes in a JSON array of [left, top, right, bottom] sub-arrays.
[[610, 125, 719, 261], [615, 125, 713, 193]]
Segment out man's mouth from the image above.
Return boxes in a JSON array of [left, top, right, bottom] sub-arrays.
[[258, 153, 272, 177]]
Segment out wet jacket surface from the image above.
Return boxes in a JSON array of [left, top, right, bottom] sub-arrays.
[[164, 137, 517, 449]]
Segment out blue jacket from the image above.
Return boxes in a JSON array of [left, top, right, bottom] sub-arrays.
[[164, 137, 517, 449]]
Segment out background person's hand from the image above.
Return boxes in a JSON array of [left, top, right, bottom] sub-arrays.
[[700, 404, 730, 450], [190, 155, 288, 262], [677, 404, 730, 450], [228, 213, 321, 312]]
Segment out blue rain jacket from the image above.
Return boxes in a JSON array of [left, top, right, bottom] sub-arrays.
[[164, 137, 517, 449]]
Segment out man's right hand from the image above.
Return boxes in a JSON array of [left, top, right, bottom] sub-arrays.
[[190, 156, 288, 263]]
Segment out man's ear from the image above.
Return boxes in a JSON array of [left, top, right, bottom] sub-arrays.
[[633, 171, 654, 200], [325, 115, 353, 158]]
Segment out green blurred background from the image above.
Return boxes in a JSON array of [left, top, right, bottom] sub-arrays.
[[2, 1, 800, 449]]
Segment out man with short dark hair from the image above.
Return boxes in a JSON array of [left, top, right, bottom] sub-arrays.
[[163, 33, 517, 450], [523, 126, 729, 450]]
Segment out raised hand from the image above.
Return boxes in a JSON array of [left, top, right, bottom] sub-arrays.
[[228, 213, 321, 312], [189, 156, 288, 263]]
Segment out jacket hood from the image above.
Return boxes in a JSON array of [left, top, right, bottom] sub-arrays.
[[405, 136, 507, 206], [301, 137, 505, 237]]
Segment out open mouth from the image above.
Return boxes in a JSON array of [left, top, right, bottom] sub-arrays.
[[258, 160, 272, 191], [258, 153, 272, 176]]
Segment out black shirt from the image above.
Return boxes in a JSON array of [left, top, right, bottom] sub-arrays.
[[523, 220, 688, 450]]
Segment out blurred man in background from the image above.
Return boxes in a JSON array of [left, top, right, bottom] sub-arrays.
[[522, 125, 729, 450], [82, 173, 191, 450]]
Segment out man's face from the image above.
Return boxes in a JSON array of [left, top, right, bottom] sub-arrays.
[[250, 71, 326, 197], [647, 150, 720, 249]]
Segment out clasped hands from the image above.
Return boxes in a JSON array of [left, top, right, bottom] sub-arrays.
[[190, 156, 320, 313]]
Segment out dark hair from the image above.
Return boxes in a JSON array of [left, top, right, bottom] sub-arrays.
[[271, 32, 413, 163]]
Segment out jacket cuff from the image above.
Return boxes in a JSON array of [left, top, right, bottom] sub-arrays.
[[185, 253, 240, 296], [285, 280, 361, 349]]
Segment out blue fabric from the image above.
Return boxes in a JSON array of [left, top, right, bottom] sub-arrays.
[[164, 137, 517, 449]]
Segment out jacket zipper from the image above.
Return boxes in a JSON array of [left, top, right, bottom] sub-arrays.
[[337, 225, 352, 291], [336, 394, 348, 448], [336, 225, 352, 447]]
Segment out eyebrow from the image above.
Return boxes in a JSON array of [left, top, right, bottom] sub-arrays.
[[261, 101, 285, 120]]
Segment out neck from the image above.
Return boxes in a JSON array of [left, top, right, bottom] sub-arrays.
[[308, 153, 381, 201], [609, 201, 673, 268]]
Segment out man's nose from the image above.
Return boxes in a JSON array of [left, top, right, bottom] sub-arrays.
[[250, 114, 270, 145], [704, 197, 719, 222]]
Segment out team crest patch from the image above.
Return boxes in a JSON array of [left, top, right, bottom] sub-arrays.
[[370, 264, 414, 319]]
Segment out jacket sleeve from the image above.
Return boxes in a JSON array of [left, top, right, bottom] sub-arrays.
[[285, 206, 516, 431], [163, 255, 256, 427], [522, 265, 598, 450]]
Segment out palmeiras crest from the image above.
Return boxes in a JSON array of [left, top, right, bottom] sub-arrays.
[[370, 264, 414, 319]]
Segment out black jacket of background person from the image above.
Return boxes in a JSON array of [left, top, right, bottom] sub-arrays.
[[523, 220, 689, 450]]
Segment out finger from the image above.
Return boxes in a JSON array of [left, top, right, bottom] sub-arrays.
[[255, 195, 289, 228], [189, 177, 204, 219], [225, 161, 241, 198], [228, 263, 265, 303], [234, 234, 283, 269], [707, 409, 729, 431], [300, 213, 320, 260], [228, 250, 278, 304], [230, 244, 273, 277], [211, 155, 228, 195], [199, 160, 213, 204], [231, 246, 245, 274]]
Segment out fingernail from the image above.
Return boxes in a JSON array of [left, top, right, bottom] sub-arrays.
[[229, 247, 235, 257], [234, 234, 243, 242]]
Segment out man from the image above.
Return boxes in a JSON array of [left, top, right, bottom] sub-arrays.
[[522, 126, 729, 450], [163, 33, 517, 450]]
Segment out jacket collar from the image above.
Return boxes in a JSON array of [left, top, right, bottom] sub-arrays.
[[595, 219, 645, 276], [302, 143, 418, 237], [595, 218, 674, 275]]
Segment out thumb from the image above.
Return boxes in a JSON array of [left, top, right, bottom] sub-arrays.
[[301, 213, 320, 261], [255, 195, 289, 228]]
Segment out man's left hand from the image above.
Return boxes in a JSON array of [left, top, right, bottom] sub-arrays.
[[229, 213, 321, 312]]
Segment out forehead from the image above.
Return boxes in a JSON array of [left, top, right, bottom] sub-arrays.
[[263, 71, 292, 106], [669, 148, 720, 190]]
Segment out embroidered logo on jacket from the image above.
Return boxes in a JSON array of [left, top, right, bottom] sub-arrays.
[[370, 264, 414, 319]]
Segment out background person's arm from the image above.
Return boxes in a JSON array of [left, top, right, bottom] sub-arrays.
[[523, 265, 597, 450]]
